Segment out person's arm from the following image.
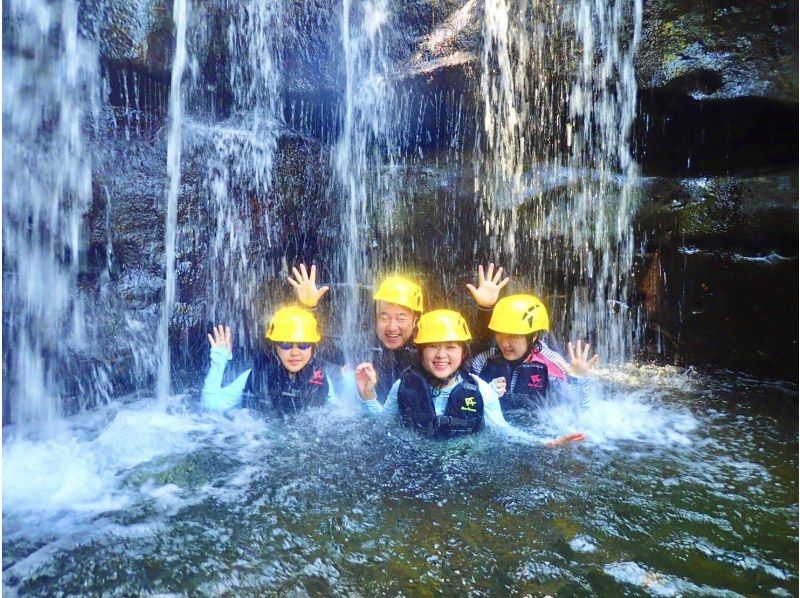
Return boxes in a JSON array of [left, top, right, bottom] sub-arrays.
[[200, 346, 251, 410], [355, 362, 399, 418], [473, 375, 585, 447], [467, 347, 490, 375], [287, 263, 347, 367], [466, 263, 509, 354], [564, 339, 599, 411], [473, 376, 510, 430], [325, 374, 338, 405]]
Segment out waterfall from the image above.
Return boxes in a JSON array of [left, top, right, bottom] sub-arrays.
[[156, 0, 189, 400], [479, 0, 643, 362], [2, 0, 101, 427], [201, 0, 285, 348], [333, 0, 396, 362], [567, 0, 643, 361]]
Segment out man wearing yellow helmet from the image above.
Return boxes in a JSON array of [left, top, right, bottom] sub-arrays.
[[353, 309, 584, 446], [468, 292, 599, 413], [370, 275, 425, 399], [288, 264, 425, 402], [201, 306, 337, 415], [354, 309, 510, 437]]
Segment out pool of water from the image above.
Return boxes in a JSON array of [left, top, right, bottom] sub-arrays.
[[3, 365, 797, 596]]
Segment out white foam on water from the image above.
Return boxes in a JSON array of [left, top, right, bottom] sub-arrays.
[[3, 433, 128, 517], [94, 397, 214, 468], [3, 394, 270, 539], [536, 365, 700, 447], [604, 561, 685, 597], [568, 535, 598, 553]]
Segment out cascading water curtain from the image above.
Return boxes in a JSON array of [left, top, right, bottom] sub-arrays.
[[156, 0, 189, 400], [478, 0, 569, 271], [333, 0, 398, 362], [479, 0, 642, 362], [567, 0, 643, 362], [2, 0, 101, 427], [202, 0, 284, 350]]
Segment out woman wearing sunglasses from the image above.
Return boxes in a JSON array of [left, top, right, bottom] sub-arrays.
[[201, 306, 336, 415]]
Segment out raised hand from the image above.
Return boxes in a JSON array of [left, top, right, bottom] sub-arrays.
[[566, 339, 600, 377], [466, 262, 510, 308], [545, 432, 586, 448], [354, 362, 378, 401], [207, 324, 233, 353], [287, 263, 330, 308]]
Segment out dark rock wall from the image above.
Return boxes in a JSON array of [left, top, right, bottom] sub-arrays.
[[69, 0, 798, 395]]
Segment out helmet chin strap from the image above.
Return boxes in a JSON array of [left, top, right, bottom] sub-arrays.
[[425, 369, 460, 397], [511, 334, 540, 366]]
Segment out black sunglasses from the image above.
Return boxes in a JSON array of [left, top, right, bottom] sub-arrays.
[[275, 342, 314, 351]]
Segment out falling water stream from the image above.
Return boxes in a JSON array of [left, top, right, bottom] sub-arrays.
[[2, 0, 797, 595]]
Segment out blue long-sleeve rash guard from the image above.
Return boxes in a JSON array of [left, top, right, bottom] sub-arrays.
[[201, 346, 337, 410]]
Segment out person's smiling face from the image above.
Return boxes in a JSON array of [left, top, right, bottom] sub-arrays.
[[420, 342, 464, 381], [376, 301, 418, 350]]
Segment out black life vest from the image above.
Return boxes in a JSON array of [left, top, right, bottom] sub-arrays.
[[373, 342, 418, 403], [396, 367, 484, 439], [478, 352, 550, 412], [245, 354, 329, 415]]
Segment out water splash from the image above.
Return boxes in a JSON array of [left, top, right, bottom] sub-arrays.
[[2, 0, 101, 427]]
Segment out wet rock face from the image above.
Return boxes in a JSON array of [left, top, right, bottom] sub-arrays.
[[79, 120, 333, 401], [69, 0, 796, 388], [635, 175, 798, 379], [637, 0, 798, 102]]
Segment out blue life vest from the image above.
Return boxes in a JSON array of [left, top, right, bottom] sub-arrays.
[[396, 368, 484, 439], [246, 355, 329, 415], [478, 352, 549, 412]]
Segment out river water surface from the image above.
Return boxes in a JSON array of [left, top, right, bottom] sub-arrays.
[[3, 366, 797, 596]]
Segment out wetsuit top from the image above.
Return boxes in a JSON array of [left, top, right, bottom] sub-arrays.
[[361, 370, 513, 433], [371, 342, 418, 403], [245, 353, 330, 415], [469, 339, 590, 411], [396, 367, 485, 438], [201, 346, 336, 412]]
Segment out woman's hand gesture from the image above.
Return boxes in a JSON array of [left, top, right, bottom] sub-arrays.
[[354, 362, 378, 401], [207, 324, 233, 353], [288, 263, 330, 308], [466, 263, 510, 308], [566, 339, 600, 377]]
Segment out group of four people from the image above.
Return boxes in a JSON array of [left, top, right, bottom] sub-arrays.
[[202, 264, 598, 446]]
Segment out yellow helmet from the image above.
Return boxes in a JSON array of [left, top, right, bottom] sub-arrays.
[[373, 275, 424, 313], [488, 294, 549, 335], [414, 309, 472, 344], [265, 306, 321, 343]]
